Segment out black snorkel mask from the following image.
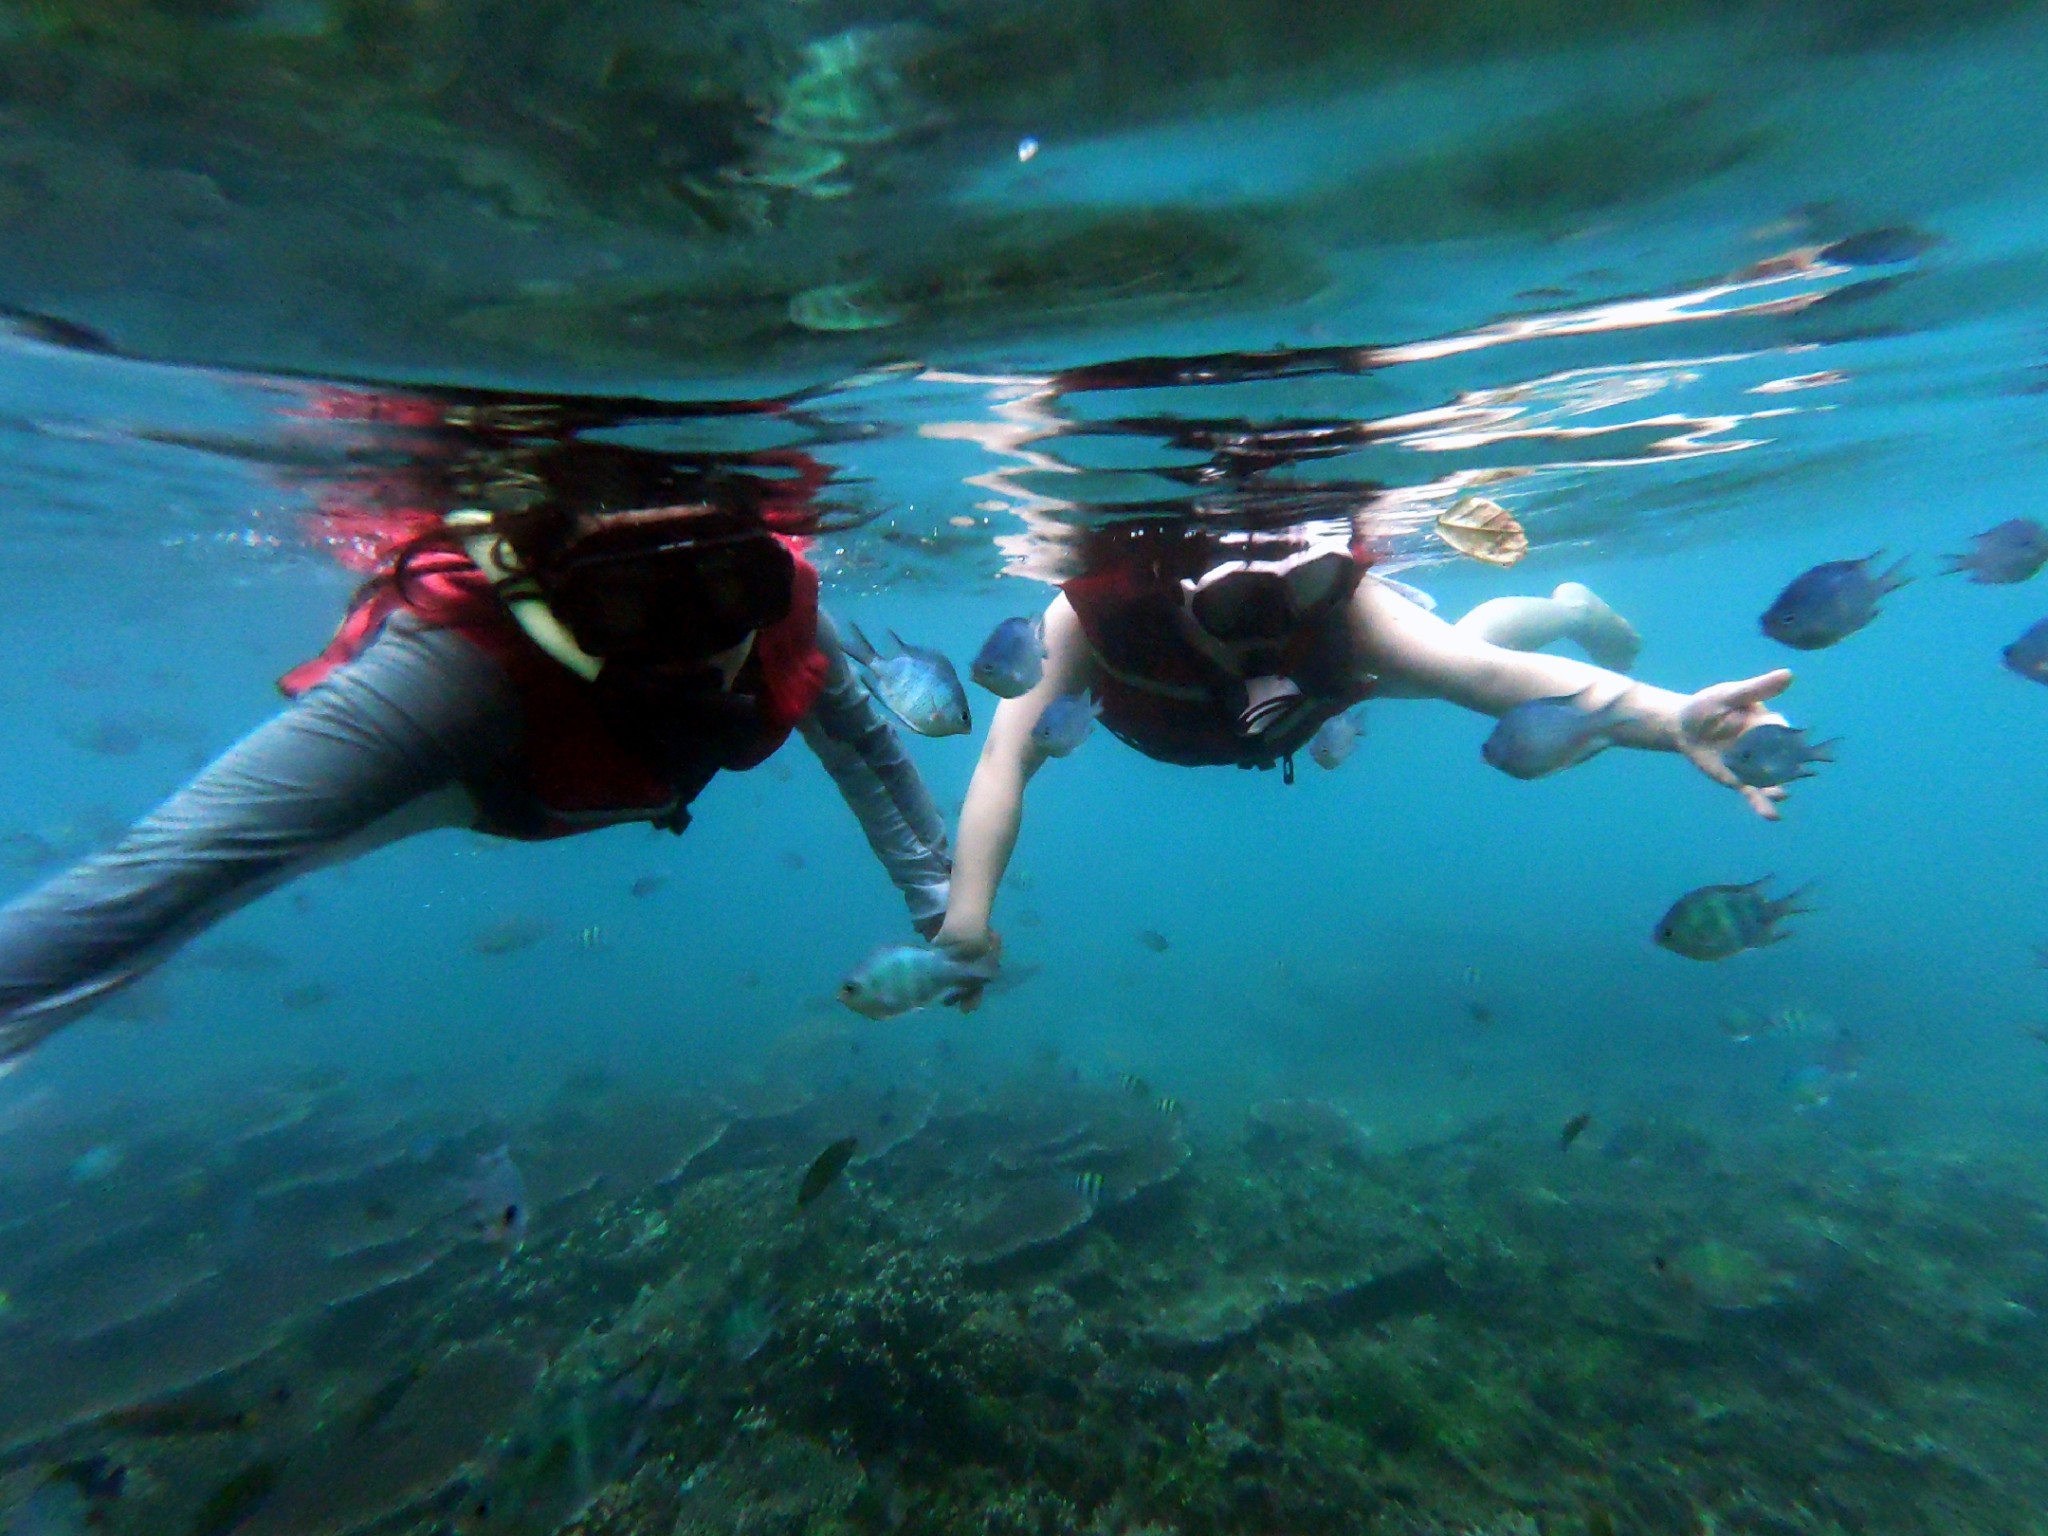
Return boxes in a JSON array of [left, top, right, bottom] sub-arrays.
[[1178, 543, 1361, 736], [534, 507, 795, 666]]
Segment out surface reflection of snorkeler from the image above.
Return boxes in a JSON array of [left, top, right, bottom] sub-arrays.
[[934, 521, 1796, 971], [0, 496, 952, 1063]]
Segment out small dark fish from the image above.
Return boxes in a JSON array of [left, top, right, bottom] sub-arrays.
[[279, 983, 331, 1012], [1466, 1001, 1495, 1027], [1944, 518, 2048, 584], [53, 1458, 124, 1501], [471, 916, 549, 956], [4, 306, 121, 353], [1654, 878, 1815, 961], [351, 1362, 423, 1437], [2024, 1023, 2048, 1046], [1759, 552, 1910, 650], [628, 875, 666, 899], [189, 939, 287, 974], [188, 1460, 282, 1536], [796, 1135, 858, 1208], [1720, 724, 1838, 788], [779, 850, 807, 872], [0, 830, 63, 870], [102, 1391, 253, 1437], [2002, 618, 2048, 684], [1136, 929, 1170, 953], [970, 616, 1046, 698], [64, 717, 146, 757], [571, 925, 607, 952], [1072, 1171, 1104, 1204], [1481, 688, 1627, 780], [1120, 1072, 1153, 1099], [1819, 226, 1937, 266], [1559, 1112, 1592, 1151]]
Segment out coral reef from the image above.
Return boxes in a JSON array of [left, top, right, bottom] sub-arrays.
[[6, 1069, 2048, 1535]]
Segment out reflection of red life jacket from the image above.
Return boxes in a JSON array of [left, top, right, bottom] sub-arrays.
[[280, 531, 827, 839], [1062, 562, 1370, 770]]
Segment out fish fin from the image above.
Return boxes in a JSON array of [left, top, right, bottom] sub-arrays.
[[1808, 737, 1842, 762], [1773, 882, 1819, 918], [842, 623, 878, 666], [1565, 736, 1615, 770], [885, 629, 918, 659], [872, 694, 935, 736]]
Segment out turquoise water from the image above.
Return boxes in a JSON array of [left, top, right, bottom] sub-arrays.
[[5, 2, 2048, 1530]]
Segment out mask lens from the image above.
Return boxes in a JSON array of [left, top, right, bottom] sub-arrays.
[[1190, 571, 1291, 642], [1284, 551, 1353, 614]]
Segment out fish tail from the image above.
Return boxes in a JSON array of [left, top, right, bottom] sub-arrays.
[[1938, 552, 1970, 576], [1773, 882, 1819, 919], [1808, 736, 1842, 762], [1873, 553, 1914, 593]]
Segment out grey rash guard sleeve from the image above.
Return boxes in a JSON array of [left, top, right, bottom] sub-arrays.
[[798, 610, 953, 932]]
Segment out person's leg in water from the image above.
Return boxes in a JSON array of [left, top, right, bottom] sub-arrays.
[[0, 616, 520, 1062], [1450, 582, 1643, 672]]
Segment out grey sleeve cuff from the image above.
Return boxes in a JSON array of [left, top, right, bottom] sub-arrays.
[[801, 611, 954, 926]]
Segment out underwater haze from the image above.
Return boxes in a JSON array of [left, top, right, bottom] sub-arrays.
[[4, 1, 2048, 1532]]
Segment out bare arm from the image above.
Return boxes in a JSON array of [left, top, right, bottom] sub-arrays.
[[934, 594, 1096, 952], [1352, 579, 1795, 818]]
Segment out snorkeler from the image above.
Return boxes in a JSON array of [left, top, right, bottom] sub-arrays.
[[932, 521, 1794, 965], [0, 496, 952, 1061]]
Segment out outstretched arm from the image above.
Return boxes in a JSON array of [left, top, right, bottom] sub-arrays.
[[800, 610, 955, 934], [934, 595, 1096, 953], [1352, 579, 1794, 818]]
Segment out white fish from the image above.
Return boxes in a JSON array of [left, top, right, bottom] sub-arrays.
[[837, 945, 1001, 1020], [1308, 711, 1362, 770], [461, 1145, 529, 1249]]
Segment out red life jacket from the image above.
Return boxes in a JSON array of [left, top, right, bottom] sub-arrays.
[[281, 520, 827, 839], [1062, 558, 1370, 771]]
